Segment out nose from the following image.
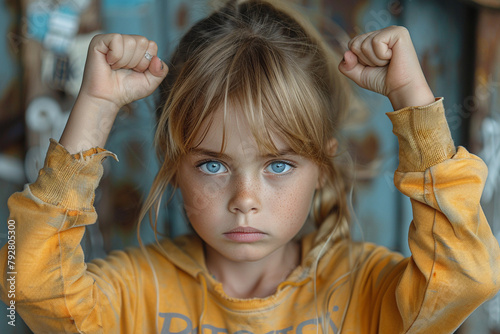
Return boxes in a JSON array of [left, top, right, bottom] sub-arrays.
[[228, 177, 260, 214]]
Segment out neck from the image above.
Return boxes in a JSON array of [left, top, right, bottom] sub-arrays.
[[205, 241, 300, 299]]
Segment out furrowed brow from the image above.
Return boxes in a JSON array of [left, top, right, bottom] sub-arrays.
[[262, 149, 298, 158], [189, 148, 232, 161]]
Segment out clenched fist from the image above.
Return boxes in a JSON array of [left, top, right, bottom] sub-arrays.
[[79, 34, 169, 111], [338, 26, 435, 110]]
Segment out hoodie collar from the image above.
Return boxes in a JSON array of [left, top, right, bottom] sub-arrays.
[[152, 216, 344, 304]]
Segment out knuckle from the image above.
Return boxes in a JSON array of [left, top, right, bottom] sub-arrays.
[[110, 33, 123, 42], [149, 41, 158, 52], [395, 25, 409, 35], [90, 33, 102, 42], [136, 36, 149, 48], [372, 35, 383, 47], [90, 33, 105, 46], [124, 37, 137, 49], [350, 39, 361, 52], [360, 41, 371, 53]]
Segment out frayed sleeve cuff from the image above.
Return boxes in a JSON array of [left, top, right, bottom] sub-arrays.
[[386, 98, 456, 172], [29, 139, 118, 211]]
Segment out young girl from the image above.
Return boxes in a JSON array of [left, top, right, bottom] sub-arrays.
[[2, 0, 499, 333]]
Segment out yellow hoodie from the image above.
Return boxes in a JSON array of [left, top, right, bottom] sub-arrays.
[[1, 98, 499, 334]]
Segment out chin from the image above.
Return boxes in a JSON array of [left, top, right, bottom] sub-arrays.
[[219, 244, 275, 263]]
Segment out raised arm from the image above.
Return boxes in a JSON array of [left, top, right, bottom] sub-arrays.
[[339, 26, 500, 332], [0, 34, 167, 333]]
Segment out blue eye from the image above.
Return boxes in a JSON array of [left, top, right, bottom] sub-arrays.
[[199, 161, 227, 174], [266, 161, 293, 174]]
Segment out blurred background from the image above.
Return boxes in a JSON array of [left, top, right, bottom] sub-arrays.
[[0, 0, 499, 333]]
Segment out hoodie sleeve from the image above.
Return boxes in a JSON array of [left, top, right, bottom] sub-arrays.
[[0, 140, 139, 333], [373, 98, 500, 333]]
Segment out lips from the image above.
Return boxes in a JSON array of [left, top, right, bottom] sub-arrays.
[[226, 227, 264, 233], [223, 226, 266, 242]]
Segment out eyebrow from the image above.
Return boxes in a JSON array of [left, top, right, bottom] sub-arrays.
[[262, 149, 298, 158], [189, 148, 299, 160], [189, 148, 233, 161]]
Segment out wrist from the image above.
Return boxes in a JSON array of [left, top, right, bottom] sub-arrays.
[[75, 91, 122, 115], [60, 94, 120, 154], [388, 82, 435, 110]]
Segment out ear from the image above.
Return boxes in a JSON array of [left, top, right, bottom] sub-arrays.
[[316, 138, 339, 189]]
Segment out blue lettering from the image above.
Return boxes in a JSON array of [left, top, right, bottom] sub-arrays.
[[296, 318, 317, 333], [200, 324, 228, 334], [330, 307, 339, 333], [276, 326, 293, 333], [159, 313, 192, 334], [329, 317, 338, 333], [158, 307, 339, 334], [296, 314, 337, 334]]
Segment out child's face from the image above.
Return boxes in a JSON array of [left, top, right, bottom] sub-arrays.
[[176, 105, 321, 263]]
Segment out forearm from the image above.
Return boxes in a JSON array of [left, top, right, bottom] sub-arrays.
[[60, 94, 120, 154]]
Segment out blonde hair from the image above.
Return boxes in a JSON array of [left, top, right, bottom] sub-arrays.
[[138, 0, 354, 331], [147, 0, 350, 232]]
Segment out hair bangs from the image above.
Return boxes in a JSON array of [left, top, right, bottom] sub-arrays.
[[163, 33, 330, 164], [159, 35, 238, 159], [218, 35, 331, 162]]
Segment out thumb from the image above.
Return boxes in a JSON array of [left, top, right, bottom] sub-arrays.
[[145, 56, 169, 86], [338, 50, 366, 88]]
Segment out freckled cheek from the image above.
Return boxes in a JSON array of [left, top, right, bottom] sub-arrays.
[[266, 179, 315, 228], [180, 177, 227, 219]]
